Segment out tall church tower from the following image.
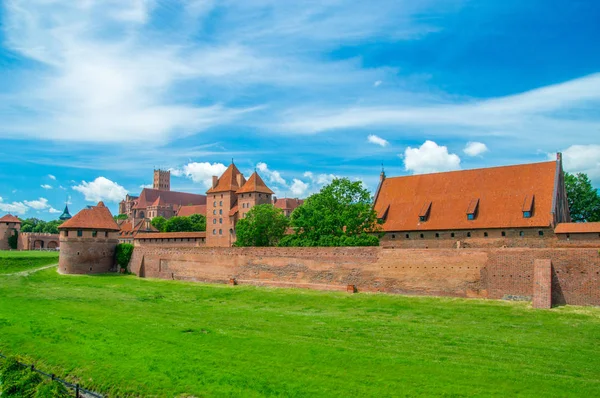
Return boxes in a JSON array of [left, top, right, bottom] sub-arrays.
[[153, 169, 170, 191]]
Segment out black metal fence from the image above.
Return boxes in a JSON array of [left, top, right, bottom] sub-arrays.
[[0, 352, 102, 397]]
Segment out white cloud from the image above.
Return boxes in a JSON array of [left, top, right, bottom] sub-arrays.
[[59, 186, 67, 190], [0, 197, 28, 215], [24, 197, 50, 210], [140, 184, 153, 189], [72, 177, 128, 203], [48, 207, 61, 214], [403, 140, 461, 174], [256, 162, 286, 185], [367, 134, 389, 147], [290, 179, 309, 196], [374, 80, 382, 87], [316, 174, 339, 185], [40, 184, 53, 190], [557, 145, 600, 184], [48, 174, 56, 180], [463, 142, 488, 157], [172, 162, 228, 187]]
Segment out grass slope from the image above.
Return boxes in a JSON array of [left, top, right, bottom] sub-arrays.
[[0, 251, 59, 274], [0, 268, 599, 397]]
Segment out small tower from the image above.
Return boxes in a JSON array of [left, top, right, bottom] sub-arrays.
[[153, 169, 171, 191], [0, 214, 21, 250], [206, 162, 246, 247], [58, 201, 120, 274], [59, 204, 72, 221], [237, 171, 275, 219]]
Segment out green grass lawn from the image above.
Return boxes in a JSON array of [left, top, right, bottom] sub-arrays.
[[0, 251, 59, 274], [0, 268, 599, 397]]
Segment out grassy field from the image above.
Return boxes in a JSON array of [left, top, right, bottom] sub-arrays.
[[0, 251, 59, 274], [0, 267, 599, 397]]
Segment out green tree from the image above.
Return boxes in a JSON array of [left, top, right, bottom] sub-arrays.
[[151, 216, 167, 232], [115, 243, 134, 269], [164, 216, 194, 232], [235, 204, 289, 247], [114, 214, 128, 221], [565, 172, 600, 222], [42, 220, 63, 234], [189, 214, 206, 232], [280, 178, 380, 247], [7, 230, 18, 250]]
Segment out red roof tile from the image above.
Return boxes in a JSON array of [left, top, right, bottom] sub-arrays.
[[177, 205, 207, 217], [59, 202, 120, 231], [555, 223, 600, 234], [229, 205, 239, 217], [273, 198, 304, 211], [119, 219, 158, 236], [0, 214, 21, 223], [207, 163, 245, 193], [237, 172, 274, 194], [133, 188, 206, 210], [374, 161, 559, 232], [136, 232, 206, 239]]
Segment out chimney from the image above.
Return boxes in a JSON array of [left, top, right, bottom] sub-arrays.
[[557, 152, 562, 162], [273, 196, 278, 203], [380, 170, 386, 182], [212, 176, 218, 189], [236, 173, 243, 188]]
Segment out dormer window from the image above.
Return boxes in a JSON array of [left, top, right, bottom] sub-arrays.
[[419, 201, 432, 222], [522, 195, 534, 218], [466, 198, 479, 221]]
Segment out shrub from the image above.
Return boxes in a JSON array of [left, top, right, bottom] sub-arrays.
[[0, 357, 42, 397], [115, 243, 134, 270], [7, 230, 18, 250], [34, 380, 70, 398]]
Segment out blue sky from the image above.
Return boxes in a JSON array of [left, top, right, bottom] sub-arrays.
[[1, 0, 600, 220]]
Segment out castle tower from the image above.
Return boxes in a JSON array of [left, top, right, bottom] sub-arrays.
[[58, 202, 120, 274], [0, 214, 21, 250], [206, 162, 246, 247], [153, 169, 171, 191], [237, 171, 275, 219], [59, 204, 72, 221]]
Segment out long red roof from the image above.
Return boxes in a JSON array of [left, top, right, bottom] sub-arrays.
[[555, 222, 600, 234], [59, 202, 120, 231], [133, 188, 206, 210], [0, 214, 21, 223], [177, 205, 207, 217], [374, 160, 560, 232]]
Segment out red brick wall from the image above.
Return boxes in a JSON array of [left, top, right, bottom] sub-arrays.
[[129, 246, 600, 306], [533, 259, 552, 309]]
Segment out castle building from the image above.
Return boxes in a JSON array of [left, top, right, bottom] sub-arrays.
[[58, 201, 120, 274], [273, 197, 304, 217], [205, 163, 275, 247], [117, 218, 158, 243], [119, 169, 206, 223], [0, 214, 21, 250], [373, 154, 571, 247]]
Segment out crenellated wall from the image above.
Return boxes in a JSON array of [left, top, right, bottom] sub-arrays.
[[58, 230, 119, 274]]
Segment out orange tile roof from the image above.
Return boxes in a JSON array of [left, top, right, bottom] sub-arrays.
[[177, 205, 207, 217], [133, 189, 205, 210], [207, 163, 245, 193], [374, 160, 559, 232], [555, 223, 600, 234], [273, 198, 304, 211], [0, 214, 21, 223], [237, 172, 274, 194], [229, 205, 239, 217], [135, 231, 206, 239], [118, 219, 158, 236], [59, 202, 120, 231]]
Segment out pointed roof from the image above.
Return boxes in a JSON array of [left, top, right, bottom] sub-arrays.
[[237, 171, 274, 194], [0, 214, 21, 224], [207, 163, 246, 194], [132, 188, 205, 210], [373, 160, 560, 232], [59, 204, 72, 220], [150, 195, 167, 207], [59, 201, 120, 231]]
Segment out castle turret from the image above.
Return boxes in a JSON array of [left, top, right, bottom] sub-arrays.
[[153, 169, 171, 191], [0, 214, 21, 250], [59, 204, 72, 221], [58, 202, 120, 274]]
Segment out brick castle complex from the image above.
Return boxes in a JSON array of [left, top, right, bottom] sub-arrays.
[[4, 154, 599, 308]]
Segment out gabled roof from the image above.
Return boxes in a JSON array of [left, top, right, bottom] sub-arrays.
[[119, 219, 158, 236], [273, 198, 304, 211], [0, 214, 21, 223], [207, 163, 245, 194], [374, 160, 559, 232], [177, 205, 207, 217], [133, 188, 206, 210], [150, 196, 166, 207], [59, 202, 120, 231], [555, 222, 600, 234], [237, 172, 274, 194]]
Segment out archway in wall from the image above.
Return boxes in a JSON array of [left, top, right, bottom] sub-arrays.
[[33, 240, 44, 249], [47, 241, 58, 249]]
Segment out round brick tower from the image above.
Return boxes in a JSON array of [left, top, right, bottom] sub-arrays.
[[0, 214, 21, 250], [58, 201, 120, 274]]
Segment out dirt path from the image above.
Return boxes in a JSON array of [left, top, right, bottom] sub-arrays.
[[1, 264, 57, 277]]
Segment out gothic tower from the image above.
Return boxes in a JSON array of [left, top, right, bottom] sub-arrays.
[[153, 169, 171, 191]]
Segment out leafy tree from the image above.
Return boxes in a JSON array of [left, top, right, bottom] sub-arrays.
[[189, 214, 206, 232], [280, 178, 381, 247], [42, 220, 63, 234], [114, 214, 128, 221], [115, 243, 134, 269], [164, 216, 194, 232], [8, 231, 18, 250], [565, 172, 600, 222], [235, 204, 289, 247], [151, 216, 167, 232], [18, 218, 63, 234]]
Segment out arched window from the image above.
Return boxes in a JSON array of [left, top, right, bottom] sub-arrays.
[[213, 210, 216, 215], [219, 218, 223, 224], [220, 201, 223, 206], [219, 209, 222, 215], [219, 229, 223, 235], [212, 229, 216, 235], [213, 219, 216, 224]]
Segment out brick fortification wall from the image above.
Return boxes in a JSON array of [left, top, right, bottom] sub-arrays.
[[59, 235, 118, 274], [129, 245, 600, 306]]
